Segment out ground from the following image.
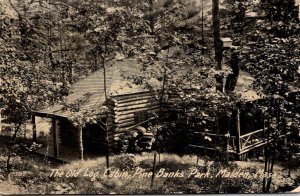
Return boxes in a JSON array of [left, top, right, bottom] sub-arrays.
[[0, 145, 300, 194]]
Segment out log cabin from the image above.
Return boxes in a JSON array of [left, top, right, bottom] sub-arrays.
[[31, 56, 297, 162], [32, 58, 160, 162]]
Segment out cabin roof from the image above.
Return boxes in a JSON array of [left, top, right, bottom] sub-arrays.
[[36, 58, 148, 118], [35, 57, 262, 119]]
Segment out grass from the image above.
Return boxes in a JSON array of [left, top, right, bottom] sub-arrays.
[[0, 143, 300, 194]]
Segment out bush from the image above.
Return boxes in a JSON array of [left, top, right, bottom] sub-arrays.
[[112, 154, 137, 170], [157, 156, 192, 172], [138, 158, 153, 170]]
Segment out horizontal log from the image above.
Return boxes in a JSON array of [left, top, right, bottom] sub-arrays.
[[115, 118, 134, 125], [116, 121, 136, 129], [115, 113, 135, 121], [114, 103, 160, 112], [113, 95, 155, 105], [115, 99, 158, 108], [114, 106, 160, 116], [113, 92, 154, 101], [114, 93, 153, 100], [115, 118, 156, 133], [114, 112, 155, 121], [115, 114, 156, 125]]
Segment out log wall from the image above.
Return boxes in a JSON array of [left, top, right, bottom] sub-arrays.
[[111, 92, 159, 134]]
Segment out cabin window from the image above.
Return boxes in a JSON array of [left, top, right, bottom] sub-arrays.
[[134, 110, 148, 124]]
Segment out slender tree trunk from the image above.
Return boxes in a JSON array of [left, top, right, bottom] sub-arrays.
[[6, 124, 22, 172], [151, 151, 157, 187], [201, 0, 205, 43], [266, 148, 275, 192], [102, 39, 110, 176], [32, 114, 37, 142], [149, 0, 155, 35], [79, 126, 83, 160], [212, 0, 223, 92], [151, 48, 169, 187], [288, 150, 291, 177], [263, 122, 270, 192], [212, 0, 222, 69]]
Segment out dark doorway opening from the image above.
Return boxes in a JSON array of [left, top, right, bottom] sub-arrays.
[[83, 123, 107, 156]]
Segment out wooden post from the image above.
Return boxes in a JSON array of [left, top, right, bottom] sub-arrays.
[[79, 126, 83, 160], [236, 109, 241, 154], [32, 115, 37, 142], [52, 118, 59, 158]]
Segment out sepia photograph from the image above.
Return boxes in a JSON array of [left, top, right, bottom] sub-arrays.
[[0, 0, 300, 194]]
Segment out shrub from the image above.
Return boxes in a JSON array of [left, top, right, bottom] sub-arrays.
[[138, 158, 153, 170], [112, 154, 137, 170]]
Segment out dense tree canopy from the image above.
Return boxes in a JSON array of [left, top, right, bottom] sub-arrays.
[[0, 0, 299, 147]]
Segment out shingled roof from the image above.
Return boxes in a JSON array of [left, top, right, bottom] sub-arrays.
[[36, 58, 148, 118]]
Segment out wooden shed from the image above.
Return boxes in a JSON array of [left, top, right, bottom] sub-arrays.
[[32, 59, 159, 162]]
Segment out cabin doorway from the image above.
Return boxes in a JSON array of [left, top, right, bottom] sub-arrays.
[[83, 123, 107, 156]]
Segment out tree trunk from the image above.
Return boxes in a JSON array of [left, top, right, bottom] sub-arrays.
[[79, 126, 83, 160], [6, 124, 22, 172], [212, 0, 223, 92], [236, 109, 241, 154], [201, 0, 205, 42], [212, 0, 222, 69], [263, 115, 272, 193], [102, 40, 110, 176], [266, 148, 275, 192], [0, 109, 2, 133], [149, 0, 155, 35], [32, 115, 36, 142], [151, 151, 157, 187]]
